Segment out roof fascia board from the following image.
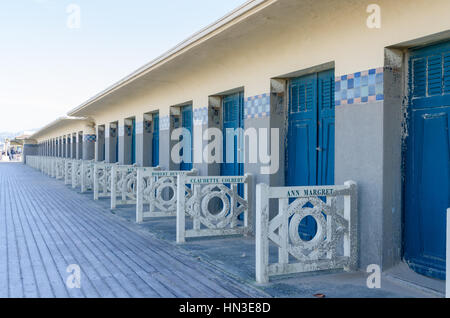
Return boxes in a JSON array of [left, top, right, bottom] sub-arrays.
[[67, 0, 274, 116], [30, 116, 91, 139]]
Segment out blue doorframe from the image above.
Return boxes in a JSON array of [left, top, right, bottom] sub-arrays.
[[404, 41, 450, 280], [113, 124, 119, 163], [180, 105, 193, 171], [152, 113, 159, 167]]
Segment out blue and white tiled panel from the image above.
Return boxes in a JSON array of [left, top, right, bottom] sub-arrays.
[[244, 94, 270, 119], [83, 134, 97, 143], [335, 68, 384, 106], [160, 116, 170, 131], [194, 107, 208, 126]]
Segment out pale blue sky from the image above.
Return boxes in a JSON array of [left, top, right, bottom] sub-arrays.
[[0, 0, 247, 133]]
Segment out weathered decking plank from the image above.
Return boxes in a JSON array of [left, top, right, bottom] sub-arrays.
[[0, 163, 266, 298]]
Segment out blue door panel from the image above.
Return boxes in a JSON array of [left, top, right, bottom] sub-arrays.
[[222, 92, 244, 178], [131, 119, 136, 165], [318, 118, 335, 186], [405, 41, 450, 279], [287, 73, 318, 187], [287, 122, 315, 186], [318, 69, 335, 186], [405, 108, 450, 277], [222, 92, 244, 203], [287, 70, 335, 240], [180, 105, 193, 171], [286, 70, 335, 187], [152, 114, 159, 167], [115, 133, 119, 163]]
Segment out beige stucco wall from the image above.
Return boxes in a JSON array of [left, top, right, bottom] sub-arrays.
[[37, 0, 450, 137]]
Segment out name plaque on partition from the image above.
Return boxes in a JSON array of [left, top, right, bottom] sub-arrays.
[[186, 176, 246, 184], [150, 171, 187, 177], [286, 187, 335, 198]]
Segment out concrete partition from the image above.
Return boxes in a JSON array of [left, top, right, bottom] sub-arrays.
[[81, 160, 95, 193], [93, 162, 118, 200], [64, 159, 73, 185], [71, 160, 83, 189], [136, 168, 197, 223], [110, 164, 160, 209], [255, 181, 358, 284], [176, 174, 253, 243]]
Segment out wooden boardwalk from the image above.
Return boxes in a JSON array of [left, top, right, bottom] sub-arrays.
[[0, 163, 267, 298]]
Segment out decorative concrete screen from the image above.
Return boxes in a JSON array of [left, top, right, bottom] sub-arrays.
[[255, 181, 358, 284], [71, 160, 83, 189], [136, 168, 198, 223], [93, 162, 118, 200], [34, 156, 42, 172], [50, 158, 57, 178], [40, 157, 49, 175], [53, 158, 61, 178], [41, 157, 54, 176], [64, 160, 73, 185], [27, 156, 59, 178], [41, 157, 46, 174], [54, 158, 65, 180], [176, 174, 253, 243], [26, 156, 38, 169], [111, 165, 160, 209], [44, 157, 52, 176], [81, 160, 95, 193]]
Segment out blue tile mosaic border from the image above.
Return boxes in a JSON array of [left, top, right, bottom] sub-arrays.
[[335, 67, 384, 106], [194, 107, 208, 126], [244, 94, 270, 119], [83, 134, 97, 143], [111, 75, 382, 137], [160, 115, 170, 131]]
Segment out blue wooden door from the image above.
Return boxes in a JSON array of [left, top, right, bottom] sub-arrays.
[[180, 105, 193, 171], [318, 70, 336, 186], [152, 114, 159, 167], [115, 134, 118, 163], [222, 92, 244, 178], [287, 73, 318, 188], [113, 125, 119, 163], [131, 119, 136, 164], [287, 70, 335, 240], [405, 41, 450, 280], [102, 140, 105, 161]]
